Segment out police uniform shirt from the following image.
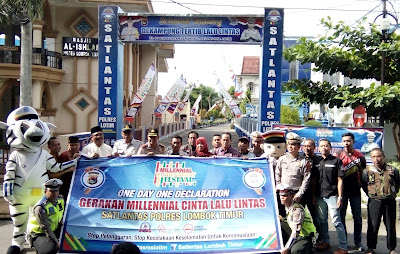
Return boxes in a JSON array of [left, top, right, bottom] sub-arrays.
[[276, 152, 311, 197], [319, 154, 344, 198], [138, 143, 166, 155], [82, 142, 112, 158], [112, 138, 142, 156], [31, 197, 63, 243]]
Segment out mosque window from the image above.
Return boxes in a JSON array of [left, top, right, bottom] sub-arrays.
[[67, 11, 97, 38], [74, 17, 93, 37], [76, 97, 89, 111]]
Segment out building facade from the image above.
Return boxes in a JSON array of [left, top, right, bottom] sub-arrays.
[[0, 0, 174, 147]]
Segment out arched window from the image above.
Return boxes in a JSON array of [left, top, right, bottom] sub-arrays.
[[247, 82, 254, 94]]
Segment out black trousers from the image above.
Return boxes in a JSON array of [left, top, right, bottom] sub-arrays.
[[367, 198, 397, 251], [281, 221, 315, 254], [301, 190, 320, 237], [32, 236, 58, 254]]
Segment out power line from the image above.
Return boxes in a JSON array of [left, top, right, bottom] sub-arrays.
[[152, 0, 383, 13], [168, 0, 201, 14]]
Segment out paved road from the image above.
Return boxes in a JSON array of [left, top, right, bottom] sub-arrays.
[[1, 123, 399, 254]]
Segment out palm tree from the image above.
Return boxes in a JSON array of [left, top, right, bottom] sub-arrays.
[[0, 0, 44, 106]]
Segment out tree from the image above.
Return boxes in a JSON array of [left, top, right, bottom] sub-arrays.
[[189, 84, 220, 111], [280, 105, 301, 125], [228, 86, 235, 97], [0, 0, 44, 107], [239, 89, 251, 114], [283, 17, 400, 159]]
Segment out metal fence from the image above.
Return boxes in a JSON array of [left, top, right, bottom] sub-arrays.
[[234, 116, 258, 137], [0, 46, 62, 69]]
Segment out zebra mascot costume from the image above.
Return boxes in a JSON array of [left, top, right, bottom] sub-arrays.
[[0, 106, 77, 254]]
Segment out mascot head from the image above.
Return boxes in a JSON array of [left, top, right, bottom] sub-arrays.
[[262, 130, 286, 158], [0, 106, 55, 152]]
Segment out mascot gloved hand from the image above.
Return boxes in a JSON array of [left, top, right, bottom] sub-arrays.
[[0, 106, 77, 254]]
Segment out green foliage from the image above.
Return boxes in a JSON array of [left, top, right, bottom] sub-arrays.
[[341, 113, 351, 125], [206, 105, 224, 119], [239, 89, 251, 114], [305, 120, 323, 127], [189, 84, 221, 111], [281, 105, 301, 125], [199, 108, 207, 118], [228, 86, 235, 97], [283, 17, 400, 125], [0, 0, 44, 25]]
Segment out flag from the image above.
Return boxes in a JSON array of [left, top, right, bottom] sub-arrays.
[[232, 74, 243, 97], [178, 84, 195, 111], [216, 79, 242, 118], [167, 78, 187, 114], [154, 75, 185, 117], [125, 63, 156, 121], [191, 94, 202, 116], [221, 105, 227, 115], [207, 103, 218, 113]]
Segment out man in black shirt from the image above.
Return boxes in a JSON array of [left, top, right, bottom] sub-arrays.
[[302, 138, 322, 236], [315, 138, 348, 254]]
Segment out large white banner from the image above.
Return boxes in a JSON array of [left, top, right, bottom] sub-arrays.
[[216, 79, 242, 118], [178, 84, 195, 112], [154, 75, 185, 117], [191, 94, 202, 116], [125, 63, 156, 120]]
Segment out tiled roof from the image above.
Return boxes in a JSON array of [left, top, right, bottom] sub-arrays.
[[241, 56, 260, 74]]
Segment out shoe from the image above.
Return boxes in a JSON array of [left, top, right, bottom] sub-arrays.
[[365, 248, 375, 254], [389, 250, 398, 254], [333, 248, 348, 254], [316, 242, 330, 251], [356, 243, 365, 251]]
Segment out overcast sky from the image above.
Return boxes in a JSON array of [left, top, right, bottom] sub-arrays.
[[151, 0, 398, 96]]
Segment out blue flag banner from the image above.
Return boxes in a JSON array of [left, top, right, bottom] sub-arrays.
[[272, 124, 384, 162], [118, 15, 264, 44], [60, 157, 282, 253]]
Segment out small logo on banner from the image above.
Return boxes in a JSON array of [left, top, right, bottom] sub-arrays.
[[101, 7, 116, 23], [267, 10, 282, 24], [183, 224, 193, 234], [242, 168, 266, 189], [139, 222, 151, 233], [81, 167, 106, 189], [153, 161, 197, 187]]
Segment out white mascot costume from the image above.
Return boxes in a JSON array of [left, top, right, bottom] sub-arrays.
[[261, 130, 286, 166], [0, 106, 77, 254], [260, 130, 287, 217]]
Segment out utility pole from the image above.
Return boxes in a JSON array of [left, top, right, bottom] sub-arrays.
[[379, 0, 387, 127]]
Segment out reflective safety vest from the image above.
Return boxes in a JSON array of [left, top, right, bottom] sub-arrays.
[[28, 197, 64, 234], [285, 203, 316, 238], [366, 165, 398, 199]]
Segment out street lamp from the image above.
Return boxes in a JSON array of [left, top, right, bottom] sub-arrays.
[[375, 0, 398, 126]]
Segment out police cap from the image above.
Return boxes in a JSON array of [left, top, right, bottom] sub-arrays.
[[286, 132, 302, 144], [148, 129, 158, 137], [276, 183, 295, 196], [43, 178, 63, 190]]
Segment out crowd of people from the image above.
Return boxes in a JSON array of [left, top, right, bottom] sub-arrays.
[[35, 125, 399, 254]]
